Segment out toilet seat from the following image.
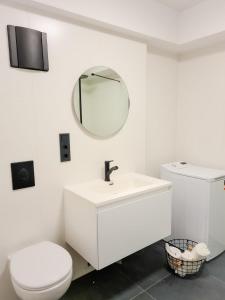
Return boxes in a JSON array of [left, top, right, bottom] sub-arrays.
[[11, 269, 72, 291], [10, 241, 72, 291]]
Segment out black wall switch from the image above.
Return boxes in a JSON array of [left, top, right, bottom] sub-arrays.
[[59, 134, 71, 162], [11, 161, 35, 190], [7, 25, 49, 71]]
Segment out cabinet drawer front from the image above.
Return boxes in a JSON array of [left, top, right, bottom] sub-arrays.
[[98, 190, 171, 269]]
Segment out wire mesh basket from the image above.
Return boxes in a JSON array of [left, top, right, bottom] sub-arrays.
[[165, 239, 206, 277]]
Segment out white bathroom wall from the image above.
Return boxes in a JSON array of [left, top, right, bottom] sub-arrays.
[[0, 4, 147, 299], [147, 51, 178, 177], [6, 0, 225, 53], [6, 0, 178, 43], [177, 48, 225, 169], [178, 0, 225, 43]]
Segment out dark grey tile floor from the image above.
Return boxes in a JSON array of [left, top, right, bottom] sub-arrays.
[[61, 241, 225, 300]]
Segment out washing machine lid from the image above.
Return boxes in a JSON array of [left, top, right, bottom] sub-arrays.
[[10, 241, 72, 291], [162, 162, 225, 182]]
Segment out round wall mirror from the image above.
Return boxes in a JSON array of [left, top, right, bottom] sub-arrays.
[[73, 66, 130, 138]]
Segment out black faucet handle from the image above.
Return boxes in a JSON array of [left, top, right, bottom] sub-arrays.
[[104, 160, 118, 182], [105, 160, 113, 167]]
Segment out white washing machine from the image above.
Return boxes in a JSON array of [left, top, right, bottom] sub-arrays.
[[161, 162, 225, 260]]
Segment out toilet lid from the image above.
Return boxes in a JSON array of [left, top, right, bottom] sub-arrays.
[[10, 241, 72, 291]]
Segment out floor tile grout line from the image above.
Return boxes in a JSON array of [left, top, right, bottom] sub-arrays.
[[129, 290, 146, 300], [146, 290, 158, 300], [116, 260, 171, 295], [116, 266, 146, 293], [149, 295, 157, 300], [210, 274, 225, 287], [129, 290, 156, 300], [144, 273, 171, 291], [146, 292, 157, 300]]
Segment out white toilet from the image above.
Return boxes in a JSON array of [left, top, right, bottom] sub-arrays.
[[9, 241, 73, 300]]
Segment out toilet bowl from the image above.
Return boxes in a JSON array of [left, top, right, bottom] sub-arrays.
[[9, 241, 73, 300]]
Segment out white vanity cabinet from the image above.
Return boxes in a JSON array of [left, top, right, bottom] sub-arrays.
[[64, 173, 172, 270]]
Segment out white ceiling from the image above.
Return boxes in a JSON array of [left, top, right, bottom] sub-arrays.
[[158, 0, 205, 11]]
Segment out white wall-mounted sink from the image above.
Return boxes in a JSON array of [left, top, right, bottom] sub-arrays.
[[65, 172, 171, 207], [64, 173, 172, 270]]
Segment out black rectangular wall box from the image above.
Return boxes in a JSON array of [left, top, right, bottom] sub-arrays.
[[7, 25, 49, 71], [59, 134, 71, 162], [11, 161, 35, 190]]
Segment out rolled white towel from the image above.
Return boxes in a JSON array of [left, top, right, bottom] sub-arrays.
[[181, 250, 194, 261], [191, 243, 210, 260], [166, 243, 182, 259], [180, 243, 210, 261]]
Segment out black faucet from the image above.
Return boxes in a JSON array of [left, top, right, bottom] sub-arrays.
[[105, 160, 119, 182]]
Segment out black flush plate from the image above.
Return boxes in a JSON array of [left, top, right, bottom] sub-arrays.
[[7, 25, 49, 71], [11, 161, 35, 190], [59, 134, 71, 162]]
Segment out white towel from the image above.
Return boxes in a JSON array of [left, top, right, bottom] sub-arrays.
[[166, 243, 182, 259], [191, 243, 210, 260], [181, 250, 194, 261], [176, 243, 210, 277]]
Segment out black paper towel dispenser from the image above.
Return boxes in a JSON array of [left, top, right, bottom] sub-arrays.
[[7, 25, 49, 71]]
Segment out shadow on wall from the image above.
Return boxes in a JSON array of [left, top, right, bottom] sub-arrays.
[[0, 264, 18, 300]]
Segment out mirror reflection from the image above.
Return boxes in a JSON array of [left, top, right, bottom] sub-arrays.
[[73, 66, 130, 138]]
